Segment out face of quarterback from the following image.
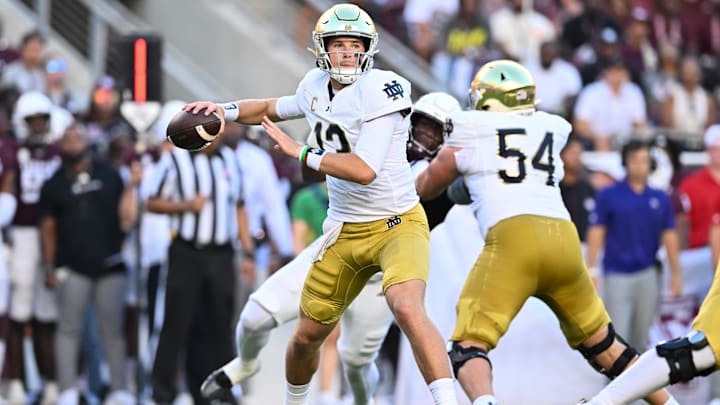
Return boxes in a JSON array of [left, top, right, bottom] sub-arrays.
[[625, 148, 652, 182], [326, 36, 366, 73], [407, 115, 444, 161]]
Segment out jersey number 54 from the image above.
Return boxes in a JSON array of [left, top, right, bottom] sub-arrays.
[[497, 128, 555, 186]]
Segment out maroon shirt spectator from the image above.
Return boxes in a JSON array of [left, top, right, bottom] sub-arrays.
[[678, 0, 715, 56], [650, 0, 684, 48]]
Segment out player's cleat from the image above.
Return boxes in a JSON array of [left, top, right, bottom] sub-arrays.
[[200, 358, 260, 399]]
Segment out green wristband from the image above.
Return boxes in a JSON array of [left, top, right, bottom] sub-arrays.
[[298, 145, 310, 164]]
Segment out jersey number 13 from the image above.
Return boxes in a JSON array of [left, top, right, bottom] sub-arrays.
[[497, 129, 555, 186]]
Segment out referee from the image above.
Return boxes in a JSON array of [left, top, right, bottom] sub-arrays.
[[143, 138, 255, 405]]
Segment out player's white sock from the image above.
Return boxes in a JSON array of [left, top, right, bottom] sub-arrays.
[[472, 394, 498, 405], [428, 378, 457, 405], [591, 343, 715, 404], [663, 398, 680, 405], [344, 362, 379, 405], [284, 382, 310, 405]]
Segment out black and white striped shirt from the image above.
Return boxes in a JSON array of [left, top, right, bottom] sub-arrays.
[[142, 146, 244, 247]]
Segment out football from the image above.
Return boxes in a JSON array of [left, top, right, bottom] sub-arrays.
[[166, 108, 222, 151]]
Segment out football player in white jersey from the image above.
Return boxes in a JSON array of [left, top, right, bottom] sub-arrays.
[[185, 4, 458, 404], [199, 91, 462, 405], [415, 59, 677, 405]]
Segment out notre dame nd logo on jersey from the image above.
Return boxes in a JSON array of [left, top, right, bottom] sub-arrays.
[[385, 215, 402, 229], [382, 80, 404, 100]]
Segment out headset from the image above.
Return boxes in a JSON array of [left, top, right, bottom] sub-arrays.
[[620, 139, 657, 172]]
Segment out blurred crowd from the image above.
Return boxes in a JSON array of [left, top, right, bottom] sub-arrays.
[[302, 0, 720, 152], [0, 0, 719, 404]]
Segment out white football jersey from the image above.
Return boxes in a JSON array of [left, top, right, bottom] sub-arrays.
[[295, 68, 417, 223], [446, 109, 572, 237]]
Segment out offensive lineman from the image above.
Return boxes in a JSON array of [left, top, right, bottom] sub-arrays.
[[200, 92, 462, 404], [415, 59, 676, 405], [185, 4, 458, 404]]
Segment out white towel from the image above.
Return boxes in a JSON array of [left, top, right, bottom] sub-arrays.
[[312, 218, 343, 262]]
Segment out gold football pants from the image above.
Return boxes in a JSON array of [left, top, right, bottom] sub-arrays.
[[301, 203, 430, 324], [452, 214, 611, 350]]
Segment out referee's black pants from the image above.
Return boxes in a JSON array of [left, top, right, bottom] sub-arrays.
[[151, 239, 236, 404]]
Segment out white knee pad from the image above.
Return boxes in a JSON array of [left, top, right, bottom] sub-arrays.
[[237, 300, 277, 338], [236, 299, 277, 360]]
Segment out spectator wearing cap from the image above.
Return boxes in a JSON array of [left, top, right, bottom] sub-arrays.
[[677, 125, 720, 251], [577, 27, 622, 86], [525, 40, 582, 117], [84, 76, 134, 160], [660, 56, 715, 139], [586, 140, 682, 351], [574, 57, 647, 151], [3, 31, 46, 93], [44, 55, 83, 115], [488, 0, 555, 64]]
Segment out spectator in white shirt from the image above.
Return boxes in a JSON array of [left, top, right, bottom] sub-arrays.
[[3, 31, 46, 93], [489, 0, 556, 64], [573, 58, 647, 151], [526, 40, 582, 117]]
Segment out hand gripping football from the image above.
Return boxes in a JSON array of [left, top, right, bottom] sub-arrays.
[[166, 108, 222, 151]]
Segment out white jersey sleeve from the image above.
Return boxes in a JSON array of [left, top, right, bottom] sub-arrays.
[[354, 112, 404, 175], [359, 70, 412, 122], [275, 95, 305, 120], [448, 110, 572, 237]]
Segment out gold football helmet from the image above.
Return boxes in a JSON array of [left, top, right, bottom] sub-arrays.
[[468, 59, 536, 112], [312, 3, 378, 84]]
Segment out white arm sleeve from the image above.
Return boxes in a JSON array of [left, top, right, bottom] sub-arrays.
[[275, 95, 305, 120], [0, 192, 16, 227], [354, 112, 404, 175]]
